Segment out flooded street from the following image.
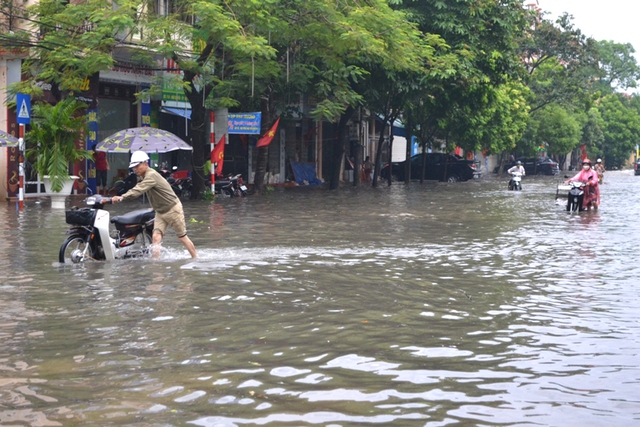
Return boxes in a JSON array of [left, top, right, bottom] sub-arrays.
[[1, 170, 639, 427]]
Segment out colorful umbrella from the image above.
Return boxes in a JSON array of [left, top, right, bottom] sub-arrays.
[[96, 127, 193, 153], [0, 130, 19, 147]]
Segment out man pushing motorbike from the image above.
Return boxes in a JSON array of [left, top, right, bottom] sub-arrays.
[[565, 158, 600, 211], [111, 151, 197, 258]]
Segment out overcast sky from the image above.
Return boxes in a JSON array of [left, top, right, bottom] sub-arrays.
[[536, 0, 640, 50]]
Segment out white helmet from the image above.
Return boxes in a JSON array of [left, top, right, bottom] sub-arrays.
[[129, 151, 149, 168], [596, 158, 602, 163]]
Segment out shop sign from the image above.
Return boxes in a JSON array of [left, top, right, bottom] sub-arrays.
[[228, 112, 261, 135]]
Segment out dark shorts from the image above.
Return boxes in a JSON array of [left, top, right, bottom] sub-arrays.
[[96, 170, 108, 187]]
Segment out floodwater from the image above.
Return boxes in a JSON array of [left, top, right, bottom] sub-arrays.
[[1, 170, 639, 427]]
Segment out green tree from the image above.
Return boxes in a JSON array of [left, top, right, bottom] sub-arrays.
[[520, 14, 598, 113], [393, 0, 529, 173], [594, 40, 640, 93], [596, 94, 640, 168], [580, 108, 605, 164], [312, 1, 441, 189], [444, 82, 531, 156], [536, 105, 582, 157]]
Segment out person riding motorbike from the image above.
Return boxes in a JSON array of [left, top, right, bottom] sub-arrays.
[[565, 158, 600, 211], [507, 160, 525, 189], [594, 158, 605, 184]]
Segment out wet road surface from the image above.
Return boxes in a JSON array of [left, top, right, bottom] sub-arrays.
[[0, 170, 639, 426]]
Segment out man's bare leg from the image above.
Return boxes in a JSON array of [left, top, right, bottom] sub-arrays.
[[179, 235, 197, 258], [152, 231, 163, 258]]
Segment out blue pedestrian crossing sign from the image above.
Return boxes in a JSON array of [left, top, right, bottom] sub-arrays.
[[16, 93, 31, 125]]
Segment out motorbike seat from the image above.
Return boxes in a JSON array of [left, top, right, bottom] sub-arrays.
[[111, 209, 155, 226]]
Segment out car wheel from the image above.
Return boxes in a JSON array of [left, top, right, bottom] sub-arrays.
[[446, 175, 459, 183]]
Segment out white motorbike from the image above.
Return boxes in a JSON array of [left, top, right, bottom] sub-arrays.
[[59, 195, 155, 263], [508, 171, 522, 191]]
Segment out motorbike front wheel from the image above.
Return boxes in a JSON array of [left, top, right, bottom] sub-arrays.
[[567, 197, 580, 212], [59, 234, 94, 263]]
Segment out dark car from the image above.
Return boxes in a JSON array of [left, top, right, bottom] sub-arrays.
[[497, 157, 560, 176], [381, 153, 478, 182], [634, 160, 640, 175]]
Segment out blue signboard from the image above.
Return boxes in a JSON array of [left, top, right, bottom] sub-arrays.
[[16, 93, 31, 125], [228, 112, 261, 135]]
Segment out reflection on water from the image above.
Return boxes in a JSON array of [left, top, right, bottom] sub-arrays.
[[1, 172, 639, 426]]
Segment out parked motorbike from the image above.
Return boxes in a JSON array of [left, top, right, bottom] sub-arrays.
[[158, 166, 192, 199], [508, 171, 522, 191], [210, 174, 248, 197], [176, 177, 192, 198], [111, 172, 138, 196], [59, 195, 155, 263], [566, 181, 586, 212]]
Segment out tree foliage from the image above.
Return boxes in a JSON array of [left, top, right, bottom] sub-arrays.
[[594, 40, 640, 93], [596, 94, 640, 168], [4, 0, 640, 193]]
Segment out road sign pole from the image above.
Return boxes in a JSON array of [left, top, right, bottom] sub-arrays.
[[16, 93, 31, 211], [18, 124, 24, 211], [210, 111, 216, 196]]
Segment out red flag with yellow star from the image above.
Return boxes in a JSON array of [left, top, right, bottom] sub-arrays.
[[256, 118, 281, 148], [211, 134, 225, 176]]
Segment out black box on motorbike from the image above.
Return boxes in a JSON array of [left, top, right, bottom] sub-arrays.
[[65, 208, 96, 226]]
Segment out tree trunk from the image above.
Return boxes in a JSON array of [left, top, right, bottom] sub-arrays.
[[328, 107, 354, 190], [187, 99, 207, 199], [420, 140, 427, 183], [254, 146, 269, 191], [353, 139, 362, 186], [371, 121, 388, 188], [254, 97, 273, 193], [387, 132, 393, 186], [404, 112, 414, 185], [182, 48, 214, 199]]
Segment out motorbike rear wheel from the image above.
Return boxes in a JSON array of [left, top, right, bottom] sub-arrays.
[[136, 229, 153, 245], [129, 229, 154, 258], [59, 234, 94, 263]]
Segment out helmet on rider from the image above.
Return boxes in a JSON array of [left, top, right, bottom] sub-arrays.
[[129, 151, 149, 169], [516, 160, 522, 165], [596, 158, 602, 163], [582, 158, 591, 165]]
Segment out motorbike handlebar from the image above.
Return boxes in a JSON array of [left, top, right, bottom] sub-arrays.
[[85, 195, 113, 206]]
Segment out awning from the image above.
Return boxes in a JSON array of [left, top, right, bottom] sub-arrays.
[[161, 107, 191, 120]]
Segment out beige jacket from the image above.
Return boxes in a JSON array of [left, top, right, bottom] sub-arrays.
[[121, 167, 179, 214]]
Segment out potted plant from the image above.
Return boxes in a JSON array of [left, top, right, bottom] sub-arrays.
[[26, 96, 93, 193]]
